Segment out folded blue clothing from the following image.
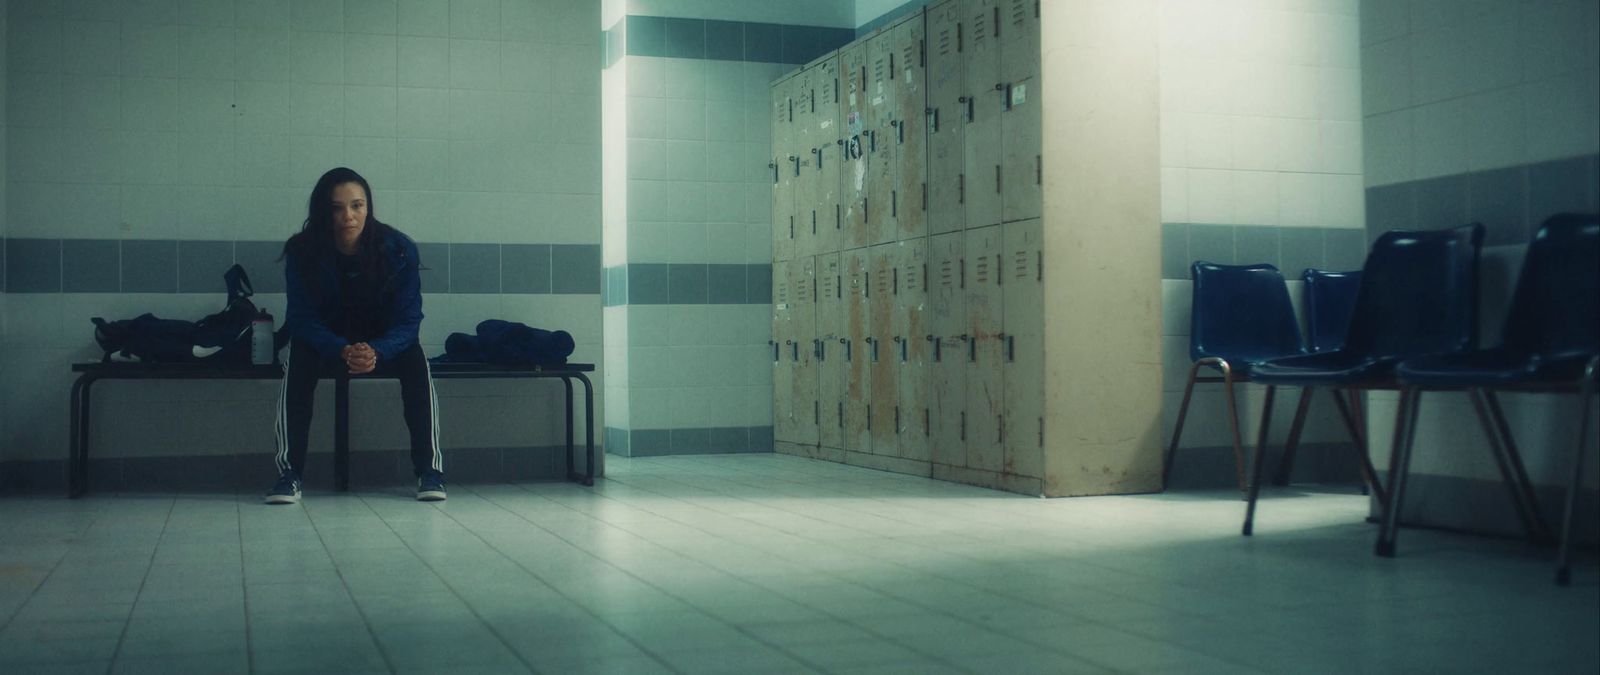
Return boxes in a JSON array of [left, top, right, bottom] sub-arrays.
[[430, 320, 575, 365]]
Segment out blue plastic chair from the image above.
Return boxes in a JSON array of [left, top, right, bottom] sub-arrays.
[[1241, 223, 1485, 536], [1164, 262, 1303, 493], [1389, 214, 1599, 575], [1271, 269, 1366, 488]]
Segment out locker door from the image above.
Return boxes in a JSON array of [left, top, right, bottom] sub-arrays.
[[869, 243, 899, 456], [816, 253, 844, 450], [772, 262, 794, 445], [962, 0, 1003, 229], [894, 13, 929, 242], [791, 66, 818, 260], [813, 54, 844, 256], [1002, 219, 1043, 479], [895, 238, 931, 462], [772, 77, 797, 262], [840, 43, 872, 250], [927, 0, 966, 236], [1000, 0, 1041, 223], [929, 232, 967, 467], [866, 29, 899, 246], [964, 224, 1004, 472], [791, 256, 819, 447], [843, 248, 873, 453]]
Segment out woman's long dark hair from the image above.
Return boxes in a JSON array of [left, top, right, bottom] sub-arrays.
[[280, 167, 395, 293]]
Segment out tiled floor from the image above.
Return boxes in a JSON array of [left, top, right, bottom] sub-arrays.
[[0, 454, 1595, 675]]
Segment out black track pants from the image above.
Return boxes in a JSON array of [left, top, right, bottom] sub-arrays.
[[274, 339, 443, 478]]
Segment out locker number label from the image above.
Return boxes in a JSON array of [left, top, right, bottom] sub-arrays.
[[1012, 84, 1027, 106]]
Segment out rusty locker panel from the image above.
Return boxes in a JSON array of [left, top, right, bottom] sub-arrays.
[[894, 13, 929, 242], [1000, 0, 1041, 223], [842, 248, 873, 453], [926, 0, 966, 236], [790, 256, 820, 447], [963, 224, 1004, 473], [839, 43, 872, 251], [791, 65, 819, 260], [1002, 219, 1043, 479], [962, 0, 1003, 230], [865, 29, 899, 247], [895, 238, 931, 462], [928, 231, 966, 467], [772, 75, 797, 262], [815, 253, 845, 450], [812, 54, 844, 256], [868, 243, 899, 456], [771, 261, 795, 443]]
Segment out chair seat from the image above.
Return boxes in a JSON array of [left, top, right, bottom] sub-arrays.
[[1248, 350, 1399, 385], [1397, 350, 1596, 386]]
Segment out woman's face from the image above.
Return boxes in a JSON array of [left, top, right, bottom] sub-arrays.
[[330, 181, 368, 250]]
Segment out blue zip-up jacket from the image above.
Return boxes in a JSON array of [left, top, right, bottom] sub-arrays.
[[284, 230, 423, 362]]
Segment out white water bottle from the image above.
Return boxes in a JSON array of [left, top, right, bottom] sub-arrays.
[[251, 309, 275, 365]]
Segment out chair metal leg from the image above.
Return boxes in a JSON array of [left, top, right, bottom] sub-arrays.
[[1163, 361, 1206, 491], [1469, 389, 1552, 544], [1557, 359, 1598, 586], [1332, 390, 1387, 507], [1482, 390, 1554, 543], [1241, 385, 1277, 536], [1220, 364, 1249, 494], [1273, 387, 1314, 486], [1377, 388, 1421, 558]]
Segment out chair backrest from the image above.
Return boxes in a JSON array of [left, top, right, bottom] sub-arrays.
[[1189, 262, 1304, 364], [1343, 223, 1483, 359], [1302, 269, 1362, 353], [1500, 213, 1600, 360]]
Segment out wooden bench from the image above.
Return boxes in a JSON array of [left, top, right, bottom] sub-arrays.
[[68, 361, 596, 497]]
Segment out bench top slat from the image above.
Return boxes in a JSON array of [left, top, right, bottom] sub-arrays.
[[72, 361, 595, 377]]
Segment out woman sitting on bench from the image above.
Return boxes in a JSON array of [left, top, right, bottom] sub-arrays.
[[267, 167, 446, 504]]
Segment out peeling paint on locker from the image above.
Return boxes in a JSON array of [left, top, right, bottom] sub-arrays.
[[869, 243, 900, 456], [840, 43, 872, 250], [962, 0, 1003, 230], [1000, 0, 1041, 223], [896, 238, 931, 462], [927, 0, 966, 236], [865, 28, 898, 246], [843, 248, 873, 453], [1002, 218, 1043, 479], [929, 232, 966, 467], [772, 262, 794, 444], [816, 253, 844, 450], [894, 11, 928, 242], [964, 224, 1004, 472], [791, 256, 819, 447], [772, 75, 797, 262]]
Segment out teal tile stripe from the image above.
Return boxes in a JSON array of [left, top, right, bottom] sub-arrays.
[[606, 426, 776, 457], [605, 15, 854, 68], [602, 263, 773, 307], [1, 238, 601, 295]]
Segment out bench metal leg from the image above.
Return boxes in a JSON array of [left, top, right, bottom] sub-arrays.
[[336, 376, 350, 492], [579, 373, 595, 487], [563, 377, 575, 483], [69, 375, 90, 498]]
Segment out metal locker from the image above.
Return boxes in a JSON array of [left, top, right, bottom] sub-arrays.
[[895, 238, 931, 462], [865, 29, 899, 247], [791, 65, 819, 260], [816, 253, 845, 450], [812, 54, 844, 256], [771, 261, 795, 444], [894, 12, 929, 242], [840, 43, 873, 250], [791, 256, 820, 447], [926, 0, 966, 236], [1000, 0, 1041, 223], [928, 231, 967, 467], [772, 76, 797, 262], [962, 0, 1003, 230], [868, 242, 900, 456], [964, 224, 1004, 473], [1001, 218, 1043, 479], [843, 248, 873, 453]]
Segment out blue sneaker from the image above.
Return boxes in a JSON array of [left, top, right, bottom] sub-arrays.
[[417, 471, 446, 502], [265, 470, 302, 505]]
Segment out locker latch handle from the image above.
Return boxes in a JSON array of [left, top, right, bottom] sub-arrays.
[[870, 129, 877, 153], [814, 338, 824, 360], [813, 146, 823, 170], [840, 338, 851, 361], [866, 337, 878, 362], [894, 336, 907, 362], [927, 106, 938, 133], [790, 155, 800, 177], [1005, 334, 1015, 362], [787, 339, 798, 362], [891, 119, 904, 144], [959, 95, 974, 122], [966, 335, 976, 362], [929, 335, 941, 362], [769, 162, 778, 184], [770, 340, 779, 362], [1002, 83, 1013, 111]]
